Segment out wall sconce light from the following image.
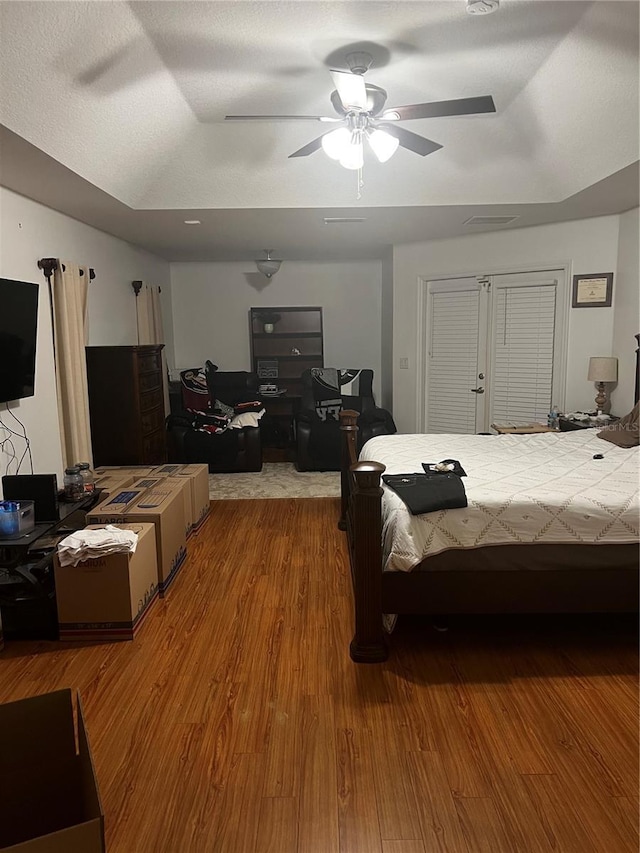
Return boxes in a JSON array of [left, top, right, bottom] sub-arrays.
[[255, 250, 282, 279]]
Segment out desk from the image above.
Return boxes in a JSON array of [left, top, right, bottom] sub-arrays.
[[491, 423, 557, 435], [259, 395, 300, 460]]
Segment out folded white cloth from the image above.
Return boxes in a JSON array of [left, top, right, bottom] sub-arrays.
[[57, 524, 138, 567], [227, 409, 265, 430]]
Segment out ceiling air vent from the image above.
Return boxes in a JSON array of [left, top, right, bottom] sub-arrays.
[[323, 217, 367, 224], [463, 215, 520, 226]]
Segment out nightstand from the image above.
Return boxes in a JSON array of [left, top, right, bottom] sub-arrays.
[[558, 416, 619, 431]]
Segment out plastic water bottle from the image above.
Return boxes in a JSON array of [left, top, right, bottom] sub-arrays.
[[548, 404, 559, 430]]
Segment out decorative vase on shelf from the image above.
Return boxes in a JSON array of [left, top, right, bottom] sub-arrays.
[[264, 323, 274, 334]]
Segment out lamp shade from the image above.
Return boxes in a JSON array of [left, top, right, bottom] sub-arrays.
[[367, 129, 400, 163], [339, 138, 364, 170], [321, 127, 351, 160], [587, 356, 618, 383]]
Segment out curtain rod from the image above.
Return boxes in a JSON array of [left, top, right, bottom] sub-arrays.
[[37, 258, 95, 282], [132, 280, 161, 295]]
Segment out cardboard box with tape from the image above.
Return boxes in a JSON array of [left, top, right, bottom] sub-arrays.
[[93, 473, 136, 498], [94, 466, 158, 478], [54, 522, 158, 642], [0, 689, 105, 852], [87, 484, 186, 596], [152, 463, 210, 532], [91, 463, 210, 533], [131, 476, 192, 540]]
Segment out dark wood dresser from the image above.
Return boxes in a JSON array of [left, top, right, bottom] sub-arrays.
[[86, 345, 167, 466]]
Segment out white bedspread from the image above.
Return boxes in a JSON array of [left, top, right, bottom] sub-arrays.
[[359, 430, 640, 572]]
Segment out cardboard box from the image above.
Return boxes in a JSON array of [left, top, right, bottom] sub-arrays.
[[87, 484, 186, 596], [176, 464, 211, 531], [131, 476, 192, 539], [94, 466, 158, 477], [94, 473, 136, 498], [0, 689, 104, 852], [153, 463, 210, 531], [54, 523, 158, 642]]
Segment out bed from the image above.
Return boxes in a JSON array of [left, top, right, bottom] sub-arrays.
[[338, 344, 640, 663]]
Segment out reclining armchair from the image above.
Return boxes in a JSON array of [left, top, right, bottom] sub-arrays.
[[295, 368, 396, 471], [166, 365, 263, 473]]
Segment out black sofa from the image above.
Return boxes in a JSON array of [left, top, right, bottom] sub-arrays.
[[296, 368, 396, 471], [167, 368, 263, 473]]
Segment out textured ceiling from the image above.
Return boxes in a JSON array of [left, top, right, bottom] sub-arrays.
[[0, 0, 638, 259]]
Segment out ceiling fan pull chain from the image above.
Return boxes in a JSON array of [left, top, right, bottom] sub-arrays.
[[356, 166, 363, 200]]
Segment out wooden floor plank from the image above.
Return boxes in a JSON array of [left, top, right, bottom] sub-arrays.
[[382, 842, 426, 853], [211, 752, 266, 853], [0, 498, 636, 853], [297, 693, 340, 853], [336, 727, 382, 853], [255, 797, 298, 853], [262, 697, 302, 798], [372, 747, 423, 842], [522, 773, 637, 853], [406, 750, 470, 853], [454, 797, 515, 853]]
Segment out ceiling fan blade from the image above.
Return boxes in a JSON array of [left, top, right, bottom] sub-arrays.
[[376, 123, 443, 157], [288, 135, 328, 158], [225, 114, 340, 122], [382, 95, 496, 121], [330, 69, 368, 111]]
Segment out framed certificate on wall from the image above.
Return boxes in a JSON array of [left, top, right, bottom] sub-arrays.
[[572, 272, 613, 308]]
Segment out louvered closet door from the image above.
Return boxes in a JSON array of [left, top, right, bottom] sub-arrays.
[[423, 270, 566, 433], [426, 278, 488, 433], [488, 271, 565, 427]]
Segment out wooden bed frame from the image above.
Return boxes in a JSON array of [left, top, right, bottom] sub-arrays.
[[338, 337, 640, 663]]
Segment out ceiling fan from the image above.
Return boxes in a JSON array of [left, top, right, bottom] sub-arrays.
[[225, 51, 496, 170]]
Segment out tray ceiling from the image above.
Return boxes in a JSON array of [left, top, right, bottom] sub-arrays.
[[0, 0, 638, 259]]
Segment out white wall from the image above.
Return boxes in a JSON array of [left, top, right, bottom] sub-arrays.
[[612, 208, 640, 413], [0, 187, 172, 486], [380, 250, 393, 413], [170, 260, 383, 399], [392, 214, 623, 433]]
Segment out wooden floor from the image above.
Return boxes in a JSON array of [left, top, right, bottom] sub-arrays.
[[0, 498, 638, 852]]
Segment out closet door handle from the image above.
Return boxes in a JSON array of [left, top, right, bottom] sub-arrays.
[[470, 387, 485, 394]]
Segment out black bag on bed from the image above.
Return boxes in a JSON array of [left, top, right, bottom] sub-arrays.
[[382, 472, 468, 515]]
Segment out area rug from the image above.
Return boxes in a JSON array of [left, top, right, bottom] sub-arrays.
[[209, 462, 341, 500]]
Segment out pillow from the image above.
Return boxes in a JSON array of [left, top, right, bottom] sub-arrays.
[[212, 398, 235, 418], [181, 368, 211, 411], [596, 402, 639, 447], [310, 368, 342, 421], [228, 410, 265, 430]]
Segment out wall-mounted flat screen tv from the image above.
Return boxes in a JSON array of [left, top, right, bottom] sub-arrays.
[[0, 278, 39, 404]]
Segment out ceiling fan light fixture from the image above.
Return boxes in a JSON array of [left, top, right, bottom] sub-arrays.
[[339, 137, 364, 171], [367, 128, 400, 163], [255, 250, 282, 279], [321, 127, 352, 160]]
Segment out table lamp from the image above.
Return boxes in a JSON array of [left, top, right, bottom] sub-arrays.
[[587, 356, 618, 412]]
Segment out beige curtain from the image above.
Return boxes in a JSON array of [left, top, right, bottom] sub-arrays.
[[135, 282, 170, 413], [135, 282, 163, 345], [51, 262, 93, 467]]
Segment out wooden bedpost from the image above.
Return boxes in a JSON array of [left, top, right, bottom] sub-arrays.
[[349, 461, 387, 663], [339, 410, 359, 530]]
